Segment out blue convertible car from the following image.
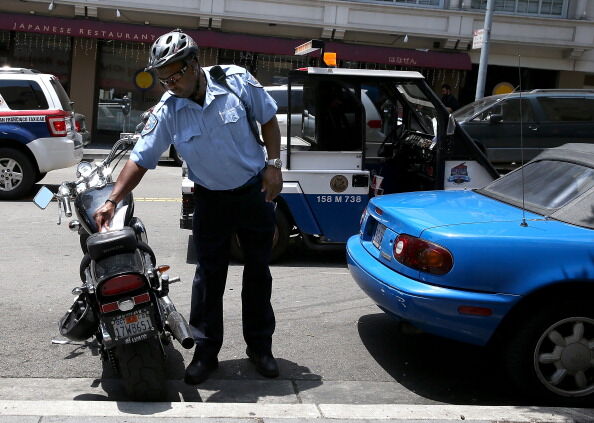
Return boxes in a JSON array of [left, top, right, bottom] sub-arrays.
[[347, 143, 594, 406]]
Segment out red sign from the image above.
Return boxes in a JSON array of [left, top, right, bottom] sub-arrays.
[[0, 13, 471, 70]]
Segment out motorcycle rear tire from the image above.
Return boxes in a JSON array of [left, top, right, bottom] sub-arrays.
[[116, 337, 167, 401]]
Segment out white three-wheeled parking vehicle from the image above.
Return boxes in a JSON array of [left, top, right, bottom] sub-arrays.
[[181, 66, 499, 261]]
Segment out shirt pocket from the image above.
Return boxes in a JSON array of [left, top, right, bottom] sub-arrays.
[[173, 121, 201, 161], [174, 123, 200, 145]]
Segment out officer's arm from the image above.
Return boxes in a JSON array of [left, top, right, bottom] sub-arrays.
[[108, 160, 148, 203], [261, 116, 283, 202], [262, 116, 281, 162], [93, 160, 148, 230]]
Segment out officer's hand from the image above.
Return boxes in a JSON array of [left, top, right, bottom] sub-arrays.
[[93, 201, 116, 232], [261, 167, 283, 202]]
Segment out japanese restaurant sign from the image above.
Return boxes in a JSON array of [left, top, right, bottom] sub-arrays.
[[1, 13, 161, 42], [0, 13, 472, 70]]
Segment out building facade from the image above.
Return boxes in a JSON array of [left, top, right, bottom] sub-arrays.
[[1, 0, 592, 141]]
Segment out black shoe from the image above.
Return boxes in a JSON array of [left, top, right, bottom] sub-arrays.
[[246, 347, 279, 378], [184, 356, 218, 385]]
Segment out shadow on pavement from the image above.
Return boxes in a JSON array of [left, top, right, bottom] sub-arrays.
[[186, 234, 347, 269], [357, 312, 529, 406], [71, 348, 320, 403]]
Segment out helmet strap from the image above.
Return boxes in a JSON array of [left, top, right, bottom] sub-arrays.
[[191, 66, 205, 105]]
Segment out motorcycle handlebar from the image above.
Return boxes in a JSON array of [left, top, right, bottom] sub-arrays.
[[101, 134, 137, 168]]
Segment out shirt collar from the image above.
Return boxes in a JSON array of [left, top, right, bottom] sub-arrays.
[[203, 68, 228, 106], [170, 68, 227, 112]]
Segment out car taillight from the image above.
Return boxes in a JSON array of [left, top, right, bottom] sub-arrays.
[[367, 119, 382, 129], [46, 115, 67, 136], [100, 274, 145, 296], [74, 120, 81, 132], [360, 208, 368, 227], [393, 234, 453, 275]]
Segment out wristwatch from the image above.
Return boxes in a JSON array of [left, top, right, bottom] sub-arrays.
[[266, 158, 282, 169]]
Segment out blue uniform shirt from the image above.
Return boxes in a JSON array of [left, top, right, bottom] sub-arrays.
[[130, 65, 277, 190]]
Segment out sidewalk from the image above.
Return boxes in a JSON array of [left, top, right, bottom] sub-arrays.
[[1, 399, 593, 422], [0, 378, 593, 422]]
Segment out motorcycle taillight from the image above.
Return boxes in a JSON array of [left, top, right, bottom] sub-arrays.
[[100, 274, 145, 296]]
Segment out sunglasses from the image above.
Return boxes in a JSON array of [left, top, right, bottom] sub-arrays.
[[158, 63, 189, 87]]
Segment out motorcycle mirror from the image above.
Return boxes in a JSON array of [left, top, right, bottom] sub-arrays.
[[33, 186, 55, 209]]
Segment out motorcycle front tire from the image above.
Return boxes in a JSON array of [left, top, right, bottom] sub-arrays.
[[115, 337, 167, 401]]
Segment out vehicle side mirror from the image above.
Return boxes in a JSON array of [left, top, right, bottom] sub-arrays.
[[489, 114, 503, 124], [33, 186, 54, 209]]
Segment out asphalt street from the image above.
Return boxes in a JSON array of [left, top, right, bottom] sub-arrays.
[[0, 157, 592, 421]]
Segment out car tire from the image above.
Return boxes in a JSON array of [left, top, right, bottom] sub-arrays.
[[0, 148, 35, 200], [170, 146, 183, 167], [230, 208, 290, 263], [505, 299, 594, 406]]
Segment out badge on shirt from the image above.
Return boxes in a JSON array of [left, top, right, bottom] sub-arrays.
[[246, 73, 263, 88], [141, 113, 158, 136]]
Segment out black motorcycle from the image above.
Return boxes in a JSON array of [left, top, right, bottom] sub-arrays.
[[33, 133, 194, 401]]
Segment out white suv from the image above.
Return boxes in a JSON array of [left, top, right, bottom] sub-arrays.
[[0, 68, 83, 199]]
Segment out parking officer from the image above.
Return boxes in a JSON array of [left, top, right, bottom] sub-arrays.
[[93, 28, 283, 385]]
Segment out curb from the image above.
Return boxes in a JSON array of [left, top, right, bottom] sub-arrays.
[[1, 400, 593, 422]]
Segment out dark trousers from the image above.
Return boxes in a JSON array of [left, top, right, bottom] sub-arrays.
[[189, 176, 276, 360]]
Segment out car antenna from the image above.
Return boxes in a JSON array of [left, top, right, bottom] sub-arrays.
[[518, 51, 528, 227]]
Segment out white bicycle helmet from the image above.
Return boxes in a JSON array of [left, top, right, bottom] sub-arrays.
[[146, 29, 199, 70]]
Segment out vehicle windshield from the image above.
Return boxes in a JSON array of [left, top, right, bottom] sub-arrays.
[[480, 160, 594, 212], [453, 96, 501, 122], [395, 82, 438, 135]]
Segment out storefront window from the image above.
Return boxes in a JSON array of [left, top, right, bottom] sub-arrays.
[[217, 49, 309, 86], [95, 40, 163, 141], [0, 31, 71, 91], [471, 0, 567, 17]]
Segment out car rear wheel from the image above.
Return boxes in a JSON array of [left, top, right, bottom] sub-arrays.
[[505, 299, 594, 406], [0, 148, 35, 200]]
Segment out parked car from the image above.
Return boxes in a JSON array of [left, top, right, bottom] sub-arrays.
[[74, 112, 90, 147], [454, 89, 594, 170], [347, 143, 594, 406], [98, 101, 184, 165], [0, 68, 83, 199]]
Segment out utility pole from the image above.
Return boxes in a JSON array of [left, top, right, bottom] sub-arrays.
[[475, 0, 495, 100]]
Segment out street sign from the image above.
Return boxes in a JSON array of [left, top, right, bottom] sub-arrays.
[[472, 29, 484, 49]]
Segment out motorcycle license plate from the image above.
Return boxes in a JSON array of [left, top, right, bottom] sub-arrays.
[[372, 223, 386, 249], [111, 308, 154, 341]]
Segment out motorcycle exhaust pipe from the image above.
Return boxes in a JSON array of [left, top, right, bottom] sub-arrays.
[[167, 310, 195, 350], [159, 296, 194, 349]]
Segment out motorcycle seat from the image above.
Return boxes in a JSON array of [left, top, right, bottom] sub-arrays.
[[86, 227, 138, 261]]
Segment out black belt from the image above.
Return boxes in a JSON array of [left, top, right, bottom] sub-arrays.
[[194, 172, 262, 195]]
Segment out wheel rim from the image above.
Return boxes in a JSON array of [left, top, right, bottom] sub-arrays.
[[534, 316, 594, 397], [0, 157, 24, 192]]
